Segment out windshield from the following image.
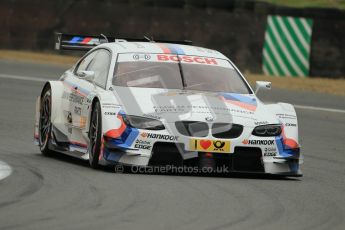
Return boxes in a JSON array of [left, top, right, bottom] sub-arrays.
[[113, 53, 252, 94]]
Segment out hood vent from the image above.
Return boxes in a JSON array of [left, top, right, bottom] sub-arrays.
[[175, 121, 209, 137], [211, 123, 243, 139]]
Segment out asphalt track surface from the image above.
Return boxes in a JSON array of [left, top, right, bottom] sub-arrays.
[[0, 59, 344, 230]]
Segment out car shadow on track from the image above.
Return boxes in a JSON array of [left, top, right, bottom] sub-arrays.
[[120, 169, 301, 181], [36, 152, 300, 181], [34, 151, 114, 173]]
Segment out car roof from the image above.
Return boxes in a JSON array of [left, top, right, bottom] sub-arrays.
[[98, 42, 228, 59]]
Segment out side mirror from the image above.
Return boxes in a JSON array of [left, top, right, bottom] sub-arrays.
[[255, 81, 271, 94], [77, 70, 95, 82]]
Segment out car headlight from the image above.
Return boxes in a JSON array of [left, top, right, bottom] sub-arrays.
[[252, 124, 282, 136], [121, 115, 165, 130]]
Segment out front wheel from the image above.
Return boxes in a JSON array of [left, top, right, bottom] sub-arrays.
[[39, 86, 53, 156], [89, 101, 102, 169]]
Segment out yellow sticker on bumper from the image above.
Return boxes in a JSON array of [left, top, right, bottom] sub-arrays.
[[189, 139, 231, 153]]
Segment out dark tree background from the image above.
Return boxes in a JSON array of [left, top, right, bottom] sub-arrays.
[[0, 0, 344, 77]]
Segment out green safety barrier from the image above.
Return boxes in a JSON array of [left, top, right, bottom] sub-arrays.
[[262, 15, 313, 77]]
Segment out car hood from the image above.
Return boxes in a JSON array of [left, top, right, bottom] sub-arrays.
[[112, 86, 278, 127]]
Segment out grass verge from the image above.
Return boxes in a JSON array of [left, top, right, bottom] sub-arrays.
[[246, 73, 345, 96], [0, 50, 79, 66], [259, 0, 345, 10]]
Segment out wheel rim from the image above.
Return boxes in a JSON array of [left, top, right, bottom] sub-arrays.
[[39, 91, 51, 148], [89, 107, 98, 159]]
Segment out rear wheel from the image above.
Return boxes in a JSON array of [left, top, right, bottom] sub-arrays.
[[39, 86, 53, 156], [89, 101, 102, 169]]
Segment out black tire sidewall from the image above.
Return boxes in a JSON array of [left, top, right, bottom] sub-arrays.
[[39, 86, 52, 155], [89, 101, 102, 168]]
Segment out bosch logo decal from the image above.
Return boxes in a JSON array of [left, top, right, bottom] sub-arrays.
[[157, 54, 218, 65]]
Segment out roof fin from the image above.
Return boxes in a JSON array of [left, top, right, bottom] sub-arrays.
[[100, 34, 108, 43], [144, 36, 155, 43]]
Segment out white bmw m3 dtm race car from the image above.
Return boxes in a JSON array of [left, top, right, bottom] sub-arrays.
[[34, 33, 302, 176]]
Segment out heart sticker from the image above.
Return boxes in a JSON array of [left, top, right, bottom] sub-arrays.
[[200, 140, 212, 150]]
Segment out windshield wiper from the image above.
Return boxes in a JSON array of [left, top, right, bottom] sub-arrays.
[[177, 55, 187, 89]]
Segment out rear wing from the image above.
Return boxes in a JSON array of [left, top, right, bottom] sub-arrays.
[[55, 33, 108, 51], [55, 33, 192, 51]]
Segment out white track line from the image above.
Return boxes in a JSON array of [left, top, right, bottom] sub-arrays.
[[0, 160, 12, 181], [1, 73, 345, 114], [0, 73, 47, 82], [294, 104, 345, 114]]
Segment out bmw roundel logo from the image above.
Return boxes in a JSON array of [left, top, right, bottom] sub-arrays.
[[133, 54, 151, 61], [205, 116, 214, 122], [144, 54, 151, 60]]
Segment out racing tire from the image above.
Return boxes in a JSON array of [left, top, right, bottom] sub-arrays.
[[39, 86, 53, 156], [89, 101, 102, 169]]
